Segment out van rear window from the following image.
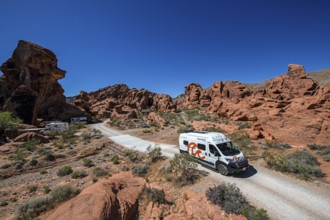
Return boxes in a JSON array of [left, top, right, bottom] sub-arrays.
[[197, 144, 206, 151], [183, 140, 188, 146]]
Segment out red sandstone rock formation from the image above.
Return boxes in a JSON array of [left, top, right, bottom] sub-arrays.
[[0, 40, 82, 124], [45, 172, 145, 220], [73, 84, 175, 120]]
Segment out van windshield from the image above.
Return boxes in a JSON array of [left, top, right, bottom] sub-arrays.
[[216, 142, 240, 156]]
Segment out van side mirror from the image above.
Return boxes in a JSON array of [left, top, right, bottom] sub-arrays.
[[214, 151, 220, 157]]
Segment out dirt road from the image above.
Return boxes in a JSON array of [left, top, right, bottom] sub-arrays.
[[92, 122, 330, 220]]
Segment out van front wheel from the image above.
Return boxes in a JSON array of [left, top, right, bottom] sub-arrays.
[[217, 164, 229, 176]]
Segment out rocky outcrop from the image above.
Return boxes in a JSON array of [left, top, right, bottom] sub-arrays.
[[45, 172, 145, 220], [73, 84, 175, 120], [181, 64, 330, 145], [0, 40, 83, 124], [148, 112, 166, 127], [14, 132, 49, 143]]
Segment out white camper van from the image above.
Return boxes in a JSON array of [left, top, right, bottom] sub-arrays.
[[45, 122, 69, 132], [179, 131, 249, 175]]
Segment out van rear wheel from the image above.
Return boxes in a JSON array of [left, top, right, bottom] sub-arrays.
[[217, 164, 229, 176]]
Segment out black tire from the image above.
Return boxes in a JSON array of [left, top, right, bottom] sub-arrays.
[[217, 163, 229, 176]]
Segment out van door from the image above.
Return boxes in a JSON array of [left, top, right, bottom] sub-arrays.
[[206, 144, 221, 169]]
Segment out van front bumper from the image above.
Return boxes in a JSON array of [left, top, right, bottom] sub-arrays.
[[228, 159, 249, 173]]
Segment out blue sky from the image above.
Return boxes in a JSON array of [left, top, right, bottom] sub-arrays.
[[1, 0, 329, 97]]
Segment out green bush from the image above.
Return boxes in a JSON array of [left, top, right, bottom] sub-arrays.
[[143, 129, 153, 133], [147, 145, 162, 162], [206, 183, 247, 214], [144, 187, 166, 204], [111, 154, 120, 164], [0, 111, 22, 130], [18, 197, 52, 217], [0, 201, 8, 206], [262, 151, 324, 180], [170, 153, 198, 186], [57, 165, 73, 176], [50, 185, 80, 203], [20, 139, 40, 152], [43, 185, 51, 194], [44, 153, 56, 161], [228, 131, 251, 149], [71, 170, 88, 179], [93, 167, 109, 177], [82, 158, 94, 167], [265, 140, 291, 149], [125, 150, 141, 162], [29, 158, 38, 166], [28, 185, 38, 193], [132, 164, 150, 177], [242, 207, 269, 220]]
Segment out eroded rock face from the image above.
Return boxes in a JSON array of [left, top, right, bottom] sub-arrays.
[[0, 40, 82, 124], [181, 64, 330, 145], [73, 84, 175, 120], [45, 172, 145, 220]]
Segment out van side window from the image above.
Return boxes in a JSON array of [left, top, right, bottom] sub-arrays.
[[183, 140, 188, 146], [197, 144, 206, 151], [209, 144, 215, 154]]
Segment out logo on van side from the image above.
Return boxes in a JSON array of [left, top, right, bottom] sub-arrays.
[[187, 142, 205, 160]]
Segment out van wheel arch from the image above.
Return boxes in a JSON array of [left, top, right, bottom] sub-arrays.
[[216, 162, 229, 176]]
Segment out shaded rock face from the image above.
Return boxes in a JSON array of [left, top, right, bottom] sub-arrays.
[[45, 172, 145, 220], [181, 64, 330, 145], [0, 40, 82, 124], [73, 84, 176, 120]]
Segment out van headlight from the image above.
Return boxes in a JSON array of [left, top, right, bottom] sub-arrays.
[[225, 158, 233, 162]]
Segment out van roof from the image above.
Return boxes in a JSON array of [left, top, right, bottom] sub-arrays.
[[181, 131, 230, 143]]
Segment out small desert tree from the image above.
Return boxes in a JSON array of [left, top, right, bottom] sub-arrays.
[[0, 111, 22, 143], [146, 144, 162, 162], [170, 153, 198, 186]]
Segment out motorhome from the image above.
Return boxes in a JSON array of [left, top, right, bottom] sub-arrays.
[[179, 131, 249, 175], [45, 122, 69, 132]]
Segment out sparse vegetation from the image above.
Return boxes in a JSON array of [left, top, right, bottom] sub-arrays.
[[262, 151, 324, 180], [307, 144, 330, 162], [264, 140, 291, 149], [57, 165, 73, 176], [170, 153, 198, 186], [132, 164, 150, 177], [111, 154, 120, 164], [146, 145, 162, 162], [50, 185, 80, 203], [125, 150, 141, 162], [143, 187, 166, 204], [71, 170, 88, 179], [82, 157, 94, 167], [206, 183, 268, 219], [228, 131, 251, 149], [93, 167, 109, 177]]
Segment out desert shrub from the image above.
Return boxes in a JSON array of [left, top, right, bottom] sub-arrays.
[[29, 159, 38, 166], [0, 201, 8, 206], [43, 185, 51, 194], [265, 140, 291, 149], [20, 139, 40, 152], [204, 126, 224, 133], [0, 111, 22, 130], [319, 147, 330, 156], [323, 154, 330, 162], [50, 185, 80, 203], [228, 131, 251, 149], [9, 149, 26, 163], [18, 197, 52, 217], [238, 123, 251, 130], [71, 170, 88, 179], [82, 157, 94, 167], [93, 167, 109, 177], [125, 150, 141, 162], [10, 197, 17, 202], [143, 129, 153, 133], [39, 169, 48, 174], [144, 187, 166, 204], [132, 164, 150, 177], [242, 207, 269, 220], [44, 153, 56, 161], [170, 153, 198, 186], [111, 154, 120, 164], [307, 144, 328, 150], [262, 151, 324, 180], [184, 109, 213, 121], [28, 185, 38, 193], [57, 165, 73, 176], [55, 154, 66, 159], [206, 183, 247, 214], [147, 145, 162, 162]]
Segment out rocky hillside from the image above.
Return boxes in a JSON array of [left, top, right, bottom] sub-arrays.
[[180, 64, 330, 145], [73, 84, 176, 120], [0, 40, 83, 124], [309, 68, 330, 86]]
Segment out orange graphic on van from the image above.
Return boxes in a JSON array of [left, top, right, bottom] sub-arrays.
[[187, 142, 206, 160]]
